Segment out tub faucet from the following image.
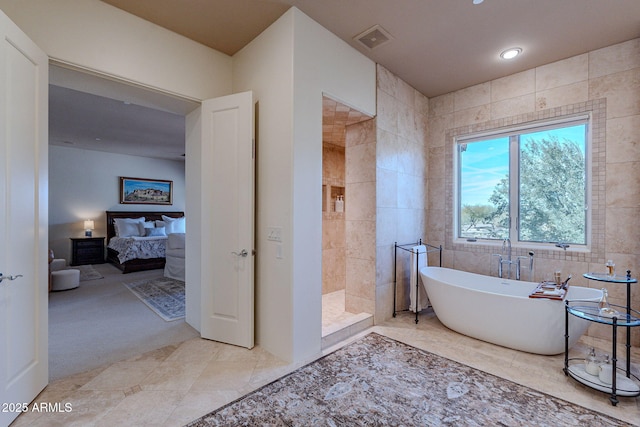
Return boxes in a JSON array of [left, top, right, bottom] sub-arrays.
[[493, 239, 533, 280], [503, 238, 511, 261], [493, 238, 515, 279], [502, 238, 515, 279], [491, 253, 503, 278]]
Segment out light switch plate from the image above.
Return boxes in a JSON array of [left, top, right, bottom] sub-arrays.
[[267, 226, 282, 242]]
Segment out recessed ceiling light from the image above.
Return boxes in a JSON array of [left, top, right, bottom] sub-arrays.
[[473, 0, 484, 4], [500, 48, 522, 60]]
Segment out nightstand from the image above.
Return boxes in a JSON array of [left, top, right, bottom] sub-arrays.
[[70, 237, 105, 266]]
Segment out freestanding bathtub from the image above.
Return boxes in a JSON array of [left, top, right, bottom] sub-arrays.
[[419, 266, 603, 355]]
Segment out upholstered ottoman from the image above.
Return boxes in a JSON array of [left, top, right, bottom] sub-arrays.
[[50, 269, 80, 291]]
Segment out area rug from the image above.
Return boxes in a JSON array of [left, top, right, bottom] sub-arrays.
[[187, 333, 631, 427], [77, 264, 103, 281], [124, 277, 185, 321]]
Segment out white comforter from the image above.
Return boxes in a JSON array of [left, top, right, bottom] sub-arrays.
[[108, 236, 168, 263]]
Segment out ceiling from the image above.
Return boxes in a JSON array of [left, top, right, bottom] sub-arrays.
[[51, 0, 640, 160], [101, 0, 640, 98]]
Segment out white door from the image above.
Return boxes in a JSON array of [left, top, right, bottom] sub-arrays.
[[193, 91, 255, 349], [0, 10, 49, 427]]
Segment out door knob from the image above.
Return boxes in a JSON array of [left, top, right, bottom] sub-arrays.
[[0, 273, 23, 283], [231, 249, 248, 257]]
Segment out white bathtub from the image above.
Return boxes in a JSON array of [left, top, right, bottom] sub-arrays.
[[419, 266, 602, 355]]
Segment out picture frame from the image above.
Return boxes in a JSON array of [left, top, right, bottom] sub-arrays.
[[120, 177, 173, 205]]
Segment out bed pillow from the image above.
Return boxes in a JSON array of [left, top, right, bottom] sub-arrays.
[[145, 226, 166, 237], [137, 221, 156, 236], [114, 217, 145, 237], [138, 221, 156, 236], [162, 215, 186, 234]]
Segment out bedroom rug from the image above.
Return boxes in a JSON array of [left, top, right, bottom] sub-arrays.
[[187, 333, 631, 427], [77, 264, 103, 281], [124, 277, 185, 321]]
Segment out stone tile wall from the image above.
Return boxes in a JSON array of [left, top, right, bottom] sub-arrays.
[[374, 65, 430, 322], [345, 118, 377, 315], [427, 38, 640, 345], [322, 143, 346, 294]]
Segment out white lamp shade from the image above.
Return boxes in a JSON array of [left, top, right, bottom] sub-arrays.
[[84, 220, 95, 230]]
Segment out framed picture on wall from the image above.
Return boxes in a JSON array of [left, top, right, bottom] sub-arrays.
[[120, 177, 173, 205]]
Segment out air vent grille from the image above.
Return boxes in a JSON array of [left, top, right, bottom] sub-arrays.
[[354, 25, 393, 50]]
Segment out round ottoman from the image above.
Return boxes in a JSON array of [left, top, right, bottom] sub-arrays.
[[51, 269, 80, 291]]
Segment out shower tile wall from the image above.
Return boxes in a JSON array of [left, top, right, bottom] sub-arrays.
[[322, 97, 373, 297], [345, 118, 377, 315], [322, 143, 346, 294], [321, 99, 380, 316], [427, 38, 640, 345]]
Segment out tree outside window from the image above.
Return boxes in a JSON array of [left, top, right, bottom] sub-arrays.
[[457, 119, 588, 246]]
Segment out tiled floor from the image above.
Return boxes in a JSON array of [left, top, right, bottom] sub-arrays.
[[12, 309, 640, 426], [321, 290, 373, 348]]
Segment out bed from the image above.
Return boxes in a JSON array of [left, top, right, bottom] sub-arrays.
[[106, 211, 184, 273]]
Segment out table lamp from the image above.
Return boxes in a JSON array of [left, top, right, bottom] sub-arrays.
[[84, 219, 95, 237]]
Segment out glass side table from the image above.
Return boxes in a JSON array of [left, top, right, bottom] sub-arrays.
[[562, 270, 639, 405], [584, 270, 637, 377]]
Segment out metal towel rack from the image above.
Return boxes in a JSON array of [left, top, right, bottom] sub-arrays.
[[393, 239, 442, 324]]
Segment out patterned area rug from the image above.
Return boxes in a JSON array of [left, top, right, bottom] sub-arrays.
[[188, 333, 631, 427], [77, 265, 103, 281], [124, 277, 185, 321]]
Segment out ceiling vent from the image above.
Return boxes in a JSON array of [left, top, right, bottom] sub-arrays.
[[354, 25, 393, 50]]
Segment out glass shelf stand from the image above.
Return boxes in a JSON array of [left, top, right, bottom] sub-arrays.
[[563, 270, 639, 405]]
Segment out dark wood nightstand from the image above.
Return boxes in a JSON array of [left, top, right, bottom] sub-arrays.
[[70, 237, 105, 266]]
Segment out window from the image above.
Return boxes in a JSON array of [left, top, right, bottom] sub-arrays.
[[456, 116, 589, 246]]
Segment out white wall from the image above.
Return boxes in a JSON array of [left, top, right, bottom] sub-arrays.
[[0, 0, 232, 101], [3, 0, 376, 363], [1, 0, 231, 335], [49, 145, 185, 261], [233, 7, 375, 362], [232, 10, 295, 360]]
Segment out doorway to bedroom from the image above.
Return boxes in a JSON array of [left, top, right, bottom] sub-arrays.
[[47, 64, 198, 380]]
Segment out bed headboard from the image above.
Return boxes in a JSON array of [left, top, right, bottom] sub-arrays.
[[106, 211, 184, 241]]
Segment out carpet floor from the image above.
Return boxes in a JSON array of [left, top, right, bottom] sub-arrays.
[[188, 333, 632, 427], [48, 264, 198, 381]]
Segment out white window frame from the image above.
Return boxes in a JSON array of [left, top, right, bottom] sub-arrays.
[[453, 113, 592, 251]]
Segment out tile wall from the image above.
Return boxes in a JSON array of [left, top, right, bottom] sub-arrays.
[[344, 118, 377, 314], [322, 97, 373, 303], [322, 142, 346, 294], [427, 38, 640, 345], [326, 39, 639, 348], [374, 65, 430, 322]]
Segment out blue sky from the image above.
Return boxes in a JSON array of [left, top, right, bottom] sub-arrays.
[[459, 125, 585, 206], [460, 137, 509, 206]]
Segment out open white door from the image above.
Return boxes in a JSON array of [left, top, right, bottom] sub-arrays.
[[194, 91, 255, 349], [0, 10, 49, 427]]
